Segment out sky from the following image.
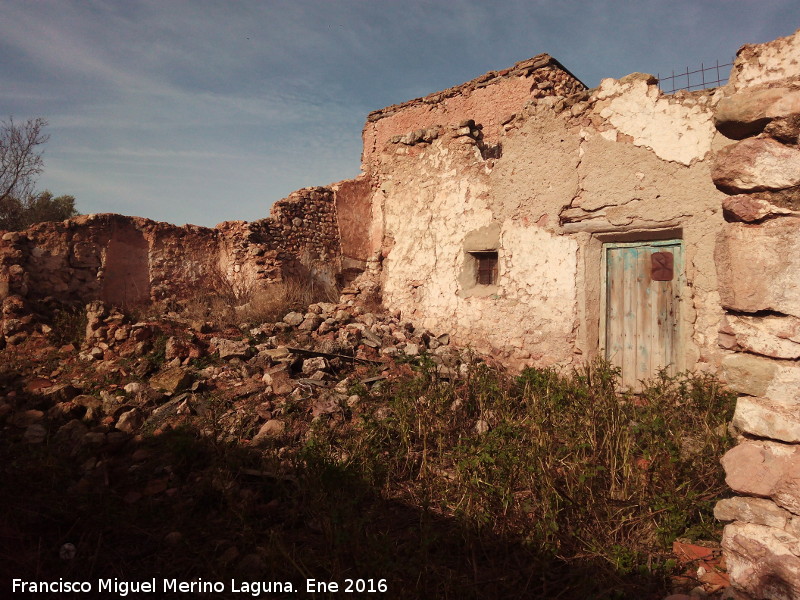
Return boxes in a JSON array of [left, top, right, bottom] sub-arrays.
[[1, 1, 798, 228]]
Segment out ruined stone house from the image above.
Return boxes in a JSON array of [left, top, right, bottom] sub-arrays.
[[2, 28, 800, 600]]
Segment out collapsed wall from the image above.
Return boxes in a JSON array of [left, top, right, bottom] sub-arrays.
[[362, 54, 585, 172], [0, 186, 342, 346], [708, 29, 800, 600]]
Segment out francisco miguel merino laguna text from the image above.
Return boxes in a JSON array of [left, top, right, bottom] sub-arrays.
[[12, 578, 300, 596]]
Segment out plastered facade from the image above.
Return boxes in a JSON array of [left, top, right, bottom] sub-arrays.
[[364, 62, 729, 372]]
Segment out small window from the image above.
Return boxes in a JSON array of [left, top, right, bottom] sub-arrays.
[[470, 251, 498, 285]]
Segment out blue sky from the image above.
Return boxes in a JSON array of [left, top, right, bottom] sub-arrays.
[[1, 1, 798, 227]]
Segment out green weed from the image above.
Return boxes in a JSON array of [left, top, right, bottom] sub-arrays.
[[48, 305, 87, 346], [300, 359, 736, 596]]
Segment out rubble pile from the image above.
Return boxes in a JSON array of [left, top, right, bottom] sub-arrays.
[[0, 297, 465, 467]]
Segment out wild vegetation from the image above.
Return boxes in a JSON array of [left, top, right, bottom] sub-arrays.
[[0, 280, 736, 600]]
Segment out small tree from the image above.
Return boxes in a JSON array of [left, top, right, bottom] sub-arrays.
[[0, 117, 79, 231], [0, 117, 49, 204], [27, 191, 78, 227], [0, 191, 79, 230]]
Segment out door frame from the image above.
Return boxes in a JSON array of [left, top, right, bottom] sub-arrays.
[[599, 238, 685, 384]]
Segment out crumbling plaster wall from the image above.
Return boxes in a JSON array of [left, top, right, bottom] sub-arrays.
[[370, 62, 728, 370], [376, 121, 580, 366]]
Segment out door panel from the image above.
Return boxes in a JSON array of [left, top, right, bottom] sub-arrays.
[[603, 241, 682, 389]]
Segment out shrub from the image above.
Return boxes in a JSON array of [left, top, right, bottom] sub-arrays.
[[302, 359, 736, 596], [47, 304, 87, 346]]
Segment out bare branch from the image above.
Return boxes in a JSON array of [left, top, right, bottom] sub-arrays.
[[0, 117, 49, 203]]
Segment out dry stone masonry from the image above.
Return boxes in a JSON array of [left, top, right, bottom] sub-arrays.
[[0, 186, 345, 348], [709, 31, 800, 600]]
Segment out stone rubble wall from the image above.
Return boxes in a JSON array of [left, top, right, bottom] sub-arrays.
[[0, 187, 343, 346], [708, 28, 800, 600], [263, 186, 340, 261], [253, 185, 342, 286], [361, 54, 586, 175]]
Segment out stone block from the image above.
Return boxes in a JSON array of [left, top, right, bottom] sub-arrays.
[[714, 87, 800, 139], [301, 356, 328, 375], [722, 194, 796, 222], [211, 337, 251, 360], [712, 138, 800, 193], [263, 365, 294, 395], [115, 408, 143, 433], [722, 354, 779, 397], [260, 347, 290, 361], [723, 354, 800, 407], [764, 114, 800, 145], [722, 440, 800, 517], [298, 315, 323, 331], [733, 397, 800, 443], [722, 522, 800, 600], [721, 440, 799, 500], [774, 464, 800, 517], [283, 312, 304, 326], [724, 314, 800, 360], [149, 367, 193, 394], [251, 419, 286, 446], [715, 496, 791, 529], [716, 219, 800, 318]]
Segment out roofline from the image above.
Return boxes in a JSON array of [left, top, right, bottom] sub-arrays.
[[367, 53, 587, 123]]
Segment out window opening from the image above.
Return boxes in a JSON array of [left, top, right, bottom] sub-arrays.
[[470, 251, 498, 285]]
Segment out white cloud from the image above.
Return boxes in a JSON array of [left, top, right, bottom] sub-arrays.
[[3, 0, 797, 226]]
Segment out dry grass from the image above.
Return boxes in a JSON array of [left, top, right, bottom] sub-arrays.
[[294, 359, 737, 598], [179, 270, 339, 327], [236, 276, 339, 324]]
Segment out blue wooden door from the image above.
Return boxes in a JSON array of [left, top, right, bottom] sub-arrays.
[[603, 240, 682, 389]]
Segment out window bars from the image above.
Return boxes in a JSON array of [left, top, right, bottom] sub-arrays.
[[657, 60, 733, 94], [471, 251, 498, 286]]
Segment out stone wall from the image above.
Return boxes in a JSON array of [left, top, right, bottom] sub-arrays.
[[361, 54, 586, 175], [0, 186, 343, 345], [709, 28, 800, 600], [0, 215, 223, 308], [264, 186, 340, 261]]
